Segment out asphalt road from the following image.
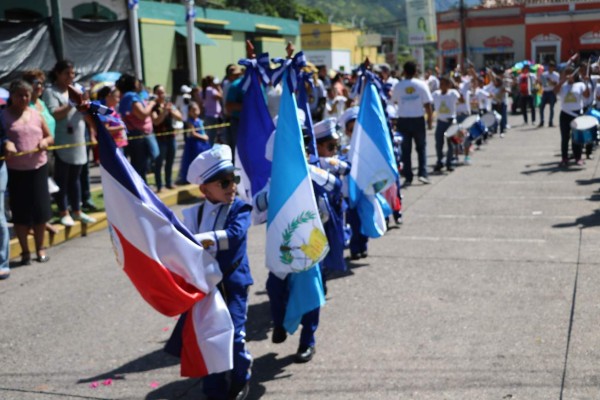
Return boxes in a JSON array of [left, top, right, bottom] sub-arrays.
[[2, 111, 600, 400]]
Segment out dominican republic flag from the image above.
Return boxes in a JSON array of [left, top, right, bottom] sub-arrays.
[[235, 54, 274, 223], [266, 72, 327, 333], [95, 112, 233, 377], [348, 79, 399, 238]]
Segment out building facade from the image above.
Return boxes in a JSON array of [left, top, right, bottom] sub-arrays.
[[300, 23, 384, 71], [437, 0, 600, 71]]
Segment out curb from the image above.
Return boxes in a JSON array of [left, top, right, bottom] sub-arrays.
[[9, 184, 202, 260]]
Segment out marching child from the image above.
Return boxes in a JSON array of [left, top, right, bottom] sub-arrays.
[[432, 75, 461, 172], [166, 144, 253, 400]]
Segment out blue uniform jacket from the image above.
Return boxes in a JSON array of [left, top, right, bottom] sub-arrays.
[[182, 197, 253, 288]]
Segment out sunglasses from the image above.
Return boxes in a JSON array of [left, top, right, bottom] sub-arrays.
[[327, 143, 338, 152], [32, 79, 44, 87], [217, 175, 240, 189]]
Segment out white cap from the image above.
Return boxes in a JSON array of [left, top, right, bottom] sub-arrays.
[[180, 84, 192, 94], [187, 144, 235, 185], [337, 106, 359, 128], [314, 117, 339, 141]]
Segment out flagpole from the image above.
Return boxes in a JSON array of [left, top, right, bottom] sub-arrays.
[[185, 0, 198, 85], [128, 1, 143, 81]]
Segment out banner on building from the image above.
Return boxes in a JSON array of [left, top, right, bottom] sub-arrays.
[[406, 0, 437, 46]]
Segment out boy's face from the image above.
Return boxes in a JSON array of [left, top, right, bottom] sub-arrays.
[[200, 173, 239, 204], [317, 138, 338, 157], [345, 120, 355, 137]]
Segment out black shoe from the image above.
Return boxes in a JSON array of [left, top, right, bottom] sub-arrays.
[[228, 380, 250, 400], [20, 253, 31, 266], [446, 165, 454, 172], [295, 345, 315, 363], [538, 123, 544, 128], [350, 253, 360, 260], [272, 325, 287, 344], [549, 123, 554, 127], [36, 255, 50, 263], [82, 201, 98, 212], [360, 252, 368, 258], [395, 215, 403, 225], [403, 180, 412, 187], [433, 164, 442, 172]]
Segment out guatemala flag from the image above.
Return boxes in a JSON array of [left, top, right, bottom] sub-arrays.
[[235, 54, 274, 223], [95, 111, 233, 378], [348, 79, 399, 238], [266, 72, 327, 333]]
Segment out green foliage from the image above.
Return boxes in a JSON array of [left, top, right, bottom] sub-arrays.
[[296, 3, 326, 23]]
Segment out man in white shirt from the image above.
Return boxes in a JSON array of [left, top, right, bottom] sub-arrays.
[[538, 61, 559, 128], [432, 76, 461, 172], [425, 68, 440, 94], [391, 61, 434, 185]]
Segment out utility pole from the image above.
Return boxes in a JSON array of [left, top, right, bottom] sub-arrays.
[[185, 0, 198, 85], [50, 0, 65, 60], [128, 1, 143, 81], [460, 0, 467, 69]]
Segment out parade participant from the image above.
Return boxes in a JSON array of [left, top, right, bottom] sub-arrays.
[[579, 62, 596, 159], [166, 144, 253, 400], [425, 67, 440, 94], [518, 64, 537, 125], [485, 72, 508, 138], [538, 60, 559, 128], [432, 75, 461, 172], [554, 66, 590, 167], [177, 101, 210, 184], [337, 106, 369, 259], [392, 61, 433, 185]]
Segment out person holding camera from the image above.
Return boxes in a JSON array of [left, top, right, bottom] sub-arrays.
[[151, 84, 182, 193]]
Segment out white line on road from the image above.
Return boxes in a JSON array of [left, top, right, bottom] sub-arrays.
[[396, 235, 546, 244]]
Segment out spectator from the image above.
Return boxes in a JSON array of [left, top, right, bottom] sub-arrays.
[[177, 101, 210, 184], [97, 85, 128, 152], [43, 60, 96, 226], [224, 65, 244, 152], [201, 75, 224, 145], [3, 80, 54, 265], [151, 84, 182, 193], [116, 74, 156, 182], [518, 64, 537, 125], [538, 60, 559, 128]]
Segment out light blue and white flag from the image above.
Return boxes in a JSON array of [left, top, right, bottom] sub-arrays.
[[266, 72, 329, 279], [348, 78, 399, 238]]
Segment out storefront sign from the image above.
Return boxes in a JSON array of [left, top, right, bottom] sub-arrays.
[[580, 31, 600, 45], [406, 0, 437, 45], [484, 36, 514, 48]]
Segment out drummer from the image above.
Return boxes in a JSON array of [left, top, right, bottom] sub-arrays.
[[432, 75, 461, 172], [554, 66, 590, 167]]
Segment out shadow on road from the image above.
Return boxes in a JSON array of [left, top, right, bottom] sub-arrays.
[[553, 209, 600, 229], [145, 378, 203, 400], [249, 352, 295, 400], [246, 297, 273, 342], [77, 349, 179, 384], [576, 177, 600, 186], [521, 161, 583, 175]]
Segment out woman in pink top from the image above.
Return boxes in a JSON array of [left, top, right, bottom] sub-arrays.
[[2, 80, 54, 265]]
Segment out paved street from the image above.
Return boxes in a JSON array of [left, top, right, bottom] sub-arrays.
[[2, 112, 600, 400]]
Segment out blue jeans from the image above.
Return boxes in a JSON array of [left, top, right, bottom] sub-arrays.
[[0, 164, 9, 272], [539, 91, 556, 125], [127, 131, 150, 181], [153, 137, 176, 190], [397, 117, 428, 181]]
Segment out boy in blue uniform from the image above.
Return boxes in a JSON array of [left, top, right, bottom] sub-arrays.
[[165, 144, 253, 400]]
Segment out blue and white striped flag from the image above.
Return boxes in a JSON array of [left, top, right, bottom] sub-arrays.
[[266, 71, 329, 277], [347, 79, 399, 238]]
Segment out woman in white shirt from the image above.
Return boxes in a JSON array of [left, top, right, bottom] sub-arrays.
[[554, 67, 591, 167]]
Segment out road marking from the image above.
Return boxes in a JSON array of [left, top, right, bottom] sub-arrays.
[[396, 235, 546, 244]]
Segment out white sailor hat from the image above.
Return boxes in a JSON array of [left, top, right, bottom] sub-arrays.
[[314, 117, 339, 142], [187, 144, 236, 185], [337, 106, 359, 129], [180, 84, 192, 94]]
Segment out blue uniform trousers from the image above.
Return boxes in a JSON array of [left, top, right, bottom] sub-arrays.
[[347, 207, 368, 255], [266, 272, 319, 347]]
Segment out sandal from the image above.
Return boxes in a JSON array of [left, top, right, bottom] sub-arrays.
[[21, 252, 31, 266]]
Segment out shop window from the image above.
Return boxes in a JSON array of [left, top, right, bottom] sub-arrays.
[[72, 2, 117, 21]]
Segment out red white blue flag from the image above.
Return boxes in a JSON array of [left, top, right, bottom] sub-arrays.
[[95, 112, 233, 377]]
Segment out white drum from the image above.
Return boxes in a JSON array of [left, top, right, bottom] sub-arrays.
[[480, 112, 497, 128]]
